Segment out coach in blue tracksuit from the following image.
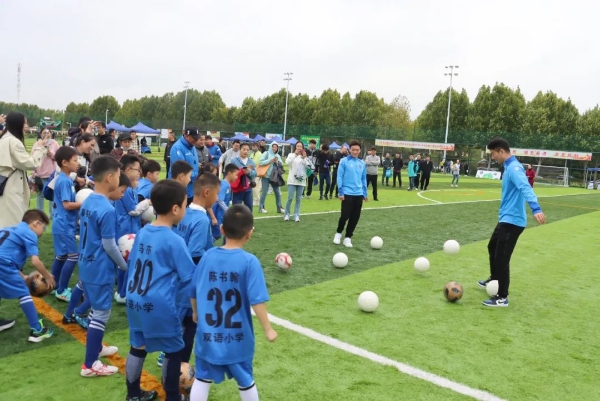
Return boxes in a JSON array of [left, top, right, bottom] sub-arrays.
[[479, 137, 546, 308], [168, 127, 200, 205]]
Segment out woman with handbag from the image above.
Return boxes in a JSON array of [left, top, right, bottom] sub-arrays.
[[283, 141, 311, 222], [231, 143, 257, 211], [258, 142, 284, 214], [31, 128, 59, 216], [0, 112, 45, 228]]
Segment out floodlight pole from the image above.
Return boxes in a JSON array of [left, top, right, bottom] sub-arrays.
[[283, 72, 293, 140], [183, 81, 190, 130], [443, 65, 459, 161], [105, 109, 109, 124]]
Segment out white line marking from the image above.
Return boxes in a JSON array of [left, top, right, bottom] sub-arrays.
[[266, 312, 508, 401], [416, 189, 444, 204], [254, 192, 595, 220]]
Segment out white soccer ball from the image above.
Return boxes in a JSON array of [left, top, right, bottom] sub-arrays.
[[118, 234, 136, 261], [370, 236, 383, 249], [443, 239, 460, 255], [275, 252, 292, 271], [486, 280, 499, 297], [332, 252, 348, 268], [141, 205, 155, 223], [358, 291, 379, 312], [414, 257, 430, 272], [75, 188, 93, 204]]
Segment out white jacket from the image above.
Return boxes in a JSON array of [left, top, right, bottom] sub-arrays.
[[286, 153, 311, 187]]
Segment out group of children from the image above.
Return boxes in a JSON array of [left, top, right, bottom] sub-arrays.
[[0, 146, 277, 401]]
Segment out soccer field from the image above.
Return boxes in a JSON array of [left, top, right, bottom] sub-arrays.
[[2, 152, 599, 400]]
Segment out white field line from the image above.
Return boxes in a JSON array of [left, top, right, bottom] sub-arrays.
[[416, 189, 444, 204], [254, 191, 595, 220], [265, 312, 508, 401]]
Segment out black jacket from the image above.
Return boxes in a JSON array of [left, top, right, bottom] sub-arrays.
[[164, 140, 176, 162], [96, 133, 114, 154], [315, 151, 334, 173], [421, 160, 434, 174], [333, 152, 347, 171]]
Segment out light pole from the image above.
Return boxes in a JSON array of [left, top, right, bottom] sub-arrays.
[[105, 109, 109, 124], [282, 72, 293, 140], [183, 81, 190, 130], [443, 65, 459, 161]]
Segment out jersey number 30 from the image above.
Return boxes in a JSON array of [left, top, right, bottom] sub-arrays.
[[206, 288, 242, 329], [128, 259, 153, 296]]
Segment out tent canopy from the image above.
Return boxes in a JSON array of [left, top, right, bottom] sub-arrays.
[[342, 142, 350, 149], [265, 136, 289, 144], [286, 137, 299, 145], [106, 120, 130, 132], [224, 134, 254, 142], [329, 141, 341, 149], [253, 134, 266, 142], [129, 122, 160, 134]]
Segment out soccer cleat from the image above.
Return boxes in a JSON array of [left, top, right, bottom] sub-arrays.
[[99, 345, 119, 358], [62, 314, 77, 325], [482, 296, 509, 308], [28, 320, 53, 343], [157, 352, 165, 367], [55, 288, 72, 302], [126, 390, 159, 401], [75, 314, 90, 330], [114, 292, 127, 304], [478, 278, 492, 288], [0, 319, 15, 332], [80, 360, 119, 377], [343, 238, 353, 248], [283, 214, 290, 221], [333, 233, 342, 245]]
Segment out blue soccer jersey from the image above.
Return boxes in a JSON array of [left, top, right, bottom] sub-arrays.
[[79, 193, 119, 285], [115, 187, 142, 238], [0, 222, 39, 275], [136, 178, 153, 200], [173, 205, 213, 261], [51, 172, 78, 235], [211, 180, 231, 238], [192, 247, 270, 365], [126, 225, 195, 338]]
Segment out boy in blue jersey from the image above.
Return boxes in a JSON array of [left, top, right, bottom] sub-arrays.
[[171, 160, 193, 189], [212, 163, 238, 241], [333, 141, 368, 249], [114, 155, 151, 304], [479, 137, 546, 308], [190, 205, 277, 401], [0, 210, 55, 342], [50, 146, 82, 302], [168, 127, 200, 205], [63, 171, 131, 329], [125, 180, 195, 401], [137, 159, 161, 202], [78, 155, 128, 377]]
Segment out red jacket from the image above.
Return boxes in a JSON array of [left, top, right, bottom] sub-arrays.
[[526, 168, 535, 185]]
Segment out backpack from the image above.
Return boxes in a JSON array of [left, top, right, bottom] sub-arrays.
[[42, 171, 57, 201]]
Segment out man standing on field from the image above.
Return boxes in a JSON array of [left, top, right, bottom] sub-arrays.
[[333, 141, 368, 248], [479, 137, 545, 307]]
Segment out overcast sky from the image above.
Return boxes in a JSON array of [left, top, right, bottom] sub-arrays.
[[2, 0, 599, 119]]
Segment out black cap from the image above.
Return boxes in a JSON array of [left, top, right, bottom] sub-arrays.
[[118, 133, 132, 142], [184, 128, 200, 139]]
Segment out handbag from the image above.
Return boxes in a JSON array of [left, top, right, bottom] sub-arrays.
[[0, 170, 17, 196], [231, 168, 250, 193], [256, 164, 269, 178]]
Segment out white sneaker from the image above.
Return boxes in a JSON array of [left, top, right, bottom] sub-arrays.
[[283, 214, 290, 221], [333, 233, 342, 245], [259, 208, 268, 214], [99, 345, 118, 358], [343, 238, 353, 248], [80, 360, 119, 377], [294, 216, 300, 222], [114, 292, 126, 304], [279, 207, 285, 213]]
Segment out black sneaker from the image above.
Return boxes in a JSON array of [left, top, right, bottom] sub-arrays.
[[482, 296, 509, 308], [0, 319, 15, 332], [478, 278, 491, 288], [126, 390, 159, 401], [324, 194, 329, 200], [62, 314, 77, 324]]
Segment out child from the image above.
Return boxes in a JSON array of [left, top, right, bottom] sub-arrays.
[[63, 171, 131, 329], [160, 173, 220, 368], [0, 210, 55, 342], [190, 205, 277, 401], [137, 160, 161, 202], [51, 146, 82, 302], [125, 180, 196, 401], [78, 155, 128, 377], [171, 160, 194, 189], [114, 155, 151, 304], [211, 163, 238, 241]]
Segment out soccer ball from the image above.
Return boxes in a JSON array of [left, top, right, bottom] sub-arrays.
[[117, 234, 136, 261], [179, 362, 195, 395], [358, 291, 379, 312], [370, 236, 383, 249], [414, 257, 430, 272], [26, 272, 52, 297], [275, 252, 292, 271], [443, 239, 460, 255], [332, 252, 348, 268], [486, 280, 499, 296], [141, 205, 155, 223], [444, 281, 464, 302], [75, 188, 93, 204]]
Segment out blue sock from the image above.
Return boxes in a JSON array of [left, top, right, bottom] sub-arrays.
[[65, 282, 84, 316], [75, 298, 91, 316], [57, 256, 77, 293], [51, 257, 66, 284], [85, 318, 105, 368], [20, 296, 42, 331], [117, 269, 127, 298]]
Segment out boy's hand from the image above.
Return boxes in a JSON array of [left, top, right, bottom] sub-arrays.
[[43, 273, 56, 290], [265, 328, 277, 342], [534, 212, 546, 225], [211, 217, 218, 226], [192, 312, 198, 324]]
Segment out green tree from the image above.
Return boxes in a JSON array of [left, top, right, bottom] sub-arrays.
[[382, 95, 411, 137], [312, 89, 343, 126], [348, 90, 387, 127], [89, 95, 121, 122], [416, 88, 470, 133], [467, 83, 526, 134]]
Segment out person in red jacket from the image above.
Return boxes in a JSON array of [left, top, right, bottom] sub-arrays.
[[526, 164, 536, 187]]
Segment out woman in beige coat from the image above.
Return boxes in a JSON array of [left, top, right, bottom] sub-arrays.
[[0, 112, 45, 228]]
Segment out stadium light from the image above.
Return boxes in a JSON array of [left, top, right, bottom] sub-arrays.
[[283, 72, 293, 140], [443, 66, 459, 160], [105, 109, 109, 124], [183, 81, 190, 131]]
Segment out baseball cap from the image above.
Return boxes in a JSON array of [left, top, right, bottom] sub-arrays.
[[118, 133, 132, 141], [185, 127, 200, 139]]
